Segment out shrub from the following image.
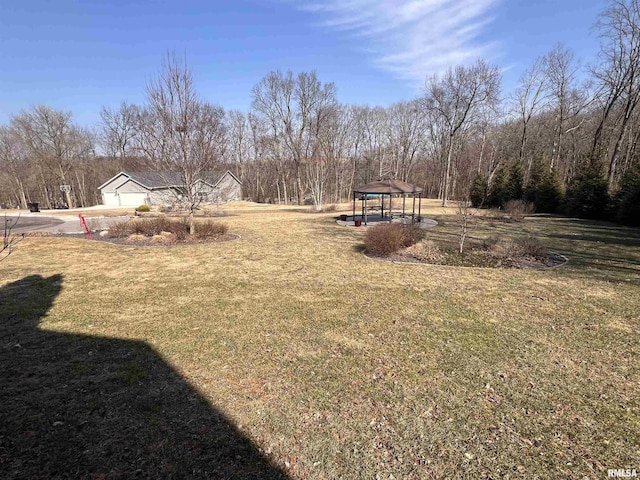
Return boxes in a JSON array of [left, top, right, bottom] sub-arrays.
[[403, 224, 426, 246], [108, 220, 132, 238], [194, 220, 228, 239], [136, 204, 150, 212], [484, 236, 547, 262], [124, 217, 190, 238], [364, 223, 425, 256], [504, 200, 535, 222], [403, 240, 444, 263], [515, 236, 547, 260], [322, 204, 337, 212]]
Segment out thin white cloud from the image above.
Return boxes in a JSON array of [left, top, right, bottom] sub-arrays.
[[288, 0, 501, 87]]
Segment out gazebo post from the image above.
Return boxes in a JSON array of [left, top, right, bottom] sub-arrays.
[[364, 195, 368, 225], [412, 194, 416, 224], [381, 194, 385, 219], [352, 191, 356, 223], [418, 193, 422, 222], [402, 194, 406, 219]]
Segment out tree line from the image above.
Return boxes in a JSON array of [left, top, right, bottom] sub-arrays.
[[1, 0, 639, 225]]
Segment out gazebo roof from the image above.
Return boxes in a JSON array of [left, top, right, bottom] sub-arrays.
[[353, 179, 423, 194]]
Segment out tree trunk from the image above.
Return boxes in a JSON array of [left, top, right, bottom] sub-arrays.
[[189, 209, 196, 236], [442, 137, 454, 207], [282, 175, 288, 205], [14, 177, 28, 209], [296, 164, 304, 205]]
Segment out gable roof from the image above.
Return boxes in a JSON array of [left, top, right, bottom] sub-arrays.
[[99, 170, 241, 191]]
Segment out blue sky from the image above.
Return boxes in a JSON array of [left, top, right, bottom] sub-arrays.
[[0, 0, 608, 128]]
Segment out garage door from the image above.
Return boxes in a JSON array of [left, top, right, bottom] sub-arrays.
[[102, 192, 120, 207], [118, 192, 149, 207]]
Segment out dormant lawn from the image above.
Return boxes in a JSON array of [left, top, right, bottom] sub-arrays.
[[1, 201, 639, 478]]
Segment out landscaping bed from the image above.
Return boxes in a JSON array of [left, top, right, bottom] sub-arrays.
[[91, 217, 234, 246], [363, 218, 568, 269]]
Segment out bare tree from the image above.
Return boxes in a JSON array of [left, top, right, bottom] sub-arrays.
[[251, 71, 337, 205], [2, 215, 23, 261], [226, 110, 251, 188], [0, 127, 30, 209], [592, 0, 640, 188], [138, 53, 226, 234], [10, 106, 94, 209], [545, 45, 583, 171], [99, 101, 140, 167], [512, 57, 549, 180], [425, 60, 501, 207], [385, 100, 426, 182]]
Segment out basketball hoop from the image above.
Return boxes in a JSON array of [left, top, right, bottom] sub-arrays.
[[60, 185, 71, 193]]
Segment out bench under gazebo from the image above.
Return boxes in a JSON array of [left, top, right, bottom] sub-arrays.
[[351, 179, 423, 226]]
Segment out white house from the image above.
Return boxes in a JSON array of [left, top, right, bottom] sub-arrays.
[[98, 171, 242, 207]]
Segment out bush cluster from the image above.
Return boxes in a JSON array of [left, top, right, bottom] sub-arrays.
[[194, 220, 228, 239], [136, 204, 150, 212], [129, 217, 189, 237], [108, 217, 227, 241], [364, 223, 425, 256]]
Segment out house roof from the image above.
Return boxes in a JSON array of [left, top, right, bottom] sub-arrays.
[[353, 179, 423, 194], [98, 170, 241, 191], [126, 172, 184, 189]]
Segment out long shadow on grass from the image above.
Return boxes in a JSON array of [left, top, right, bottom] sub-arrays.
[[0, 274, 288, 480]]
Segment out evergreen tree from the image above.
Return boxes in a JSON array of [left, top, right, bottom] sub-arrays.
[[613, 166, 640, 227], [508, 162, 524, 201], [524, 158, 564, 213], [470, 173, 488, 207], [487, 167, 511, 208], [565, 162, 609, 220]]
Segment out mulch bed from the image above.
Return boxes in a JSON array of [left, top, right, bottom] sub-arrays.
[[53, 233, 240, 246]]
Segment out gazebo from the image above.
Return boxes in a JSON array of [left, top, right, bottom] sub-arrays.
[[352, 179, 423, 225]]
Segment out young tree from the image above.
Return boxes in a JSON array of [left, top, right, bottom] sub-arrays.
[[138, 53, 226, 234], [2, 215, 23, 261]]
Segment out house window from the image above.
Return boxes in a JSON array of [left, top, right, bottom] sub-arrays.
[[197, 192, 208, 200]]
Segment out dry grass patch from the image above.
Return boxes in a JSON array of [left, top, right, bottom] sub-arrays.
[[1, 205, 639, 478]]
